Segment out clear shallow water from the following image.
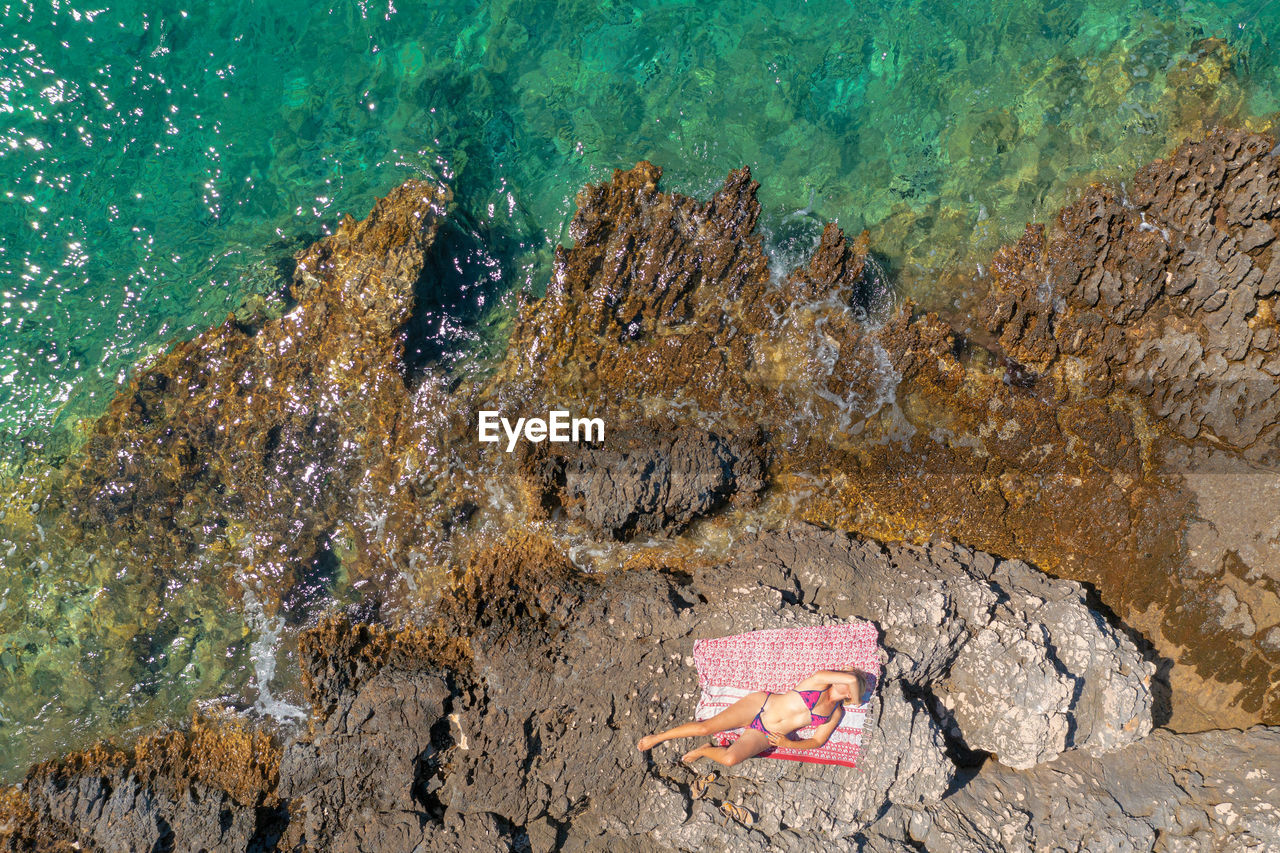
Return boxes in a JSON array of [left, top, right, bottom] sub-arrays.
[[0, 0, 1278, 779], [3, 0, 1279, 452]]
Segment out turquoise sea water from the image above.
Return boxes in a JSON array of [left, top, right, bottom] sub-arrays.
[[3, 0, 1279, 454], [0, 0, 1278, 778]]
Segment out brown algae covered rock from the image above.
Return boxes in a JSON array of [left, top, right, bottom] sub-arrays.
[[977, 128, 1280, 726], [980, 128, 1280, 455], [4, 712, 283, 853], [0, 179, 491, 772], [60, 178, 460, 591]]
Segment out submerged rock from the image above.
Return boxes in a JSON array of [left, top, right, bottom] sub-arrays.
[[0, 178, 486, 768], [62, 178, 457, 584]]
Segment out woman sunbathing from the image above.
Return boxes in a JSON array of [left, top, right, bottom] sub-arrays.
[[636, 669, 869, 767]]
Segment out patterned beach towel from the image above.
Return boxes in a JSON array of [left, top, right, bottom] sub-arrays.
[[692, 623, 880, 768]]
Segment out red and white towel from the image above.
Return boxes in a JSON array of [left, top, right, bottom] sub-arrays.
[[692, 623, 880, 768]]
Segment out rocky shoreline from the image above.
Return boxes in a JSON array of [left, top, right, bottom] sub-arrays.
[[4, 526, 1277, 850], [3, 128, 1280, 850]]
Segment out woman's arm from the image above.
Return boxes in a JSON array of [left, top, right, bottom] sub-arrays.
[[795, 669, 863, 690], [766, 708, 844, 750]]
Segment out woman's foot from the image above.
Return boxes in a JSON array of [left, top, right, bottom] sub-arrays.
[[637, 734, 662, 751], [681, 745, 709, 764]]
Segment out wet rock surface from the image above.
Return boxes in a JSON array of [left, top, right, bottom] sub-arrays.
[[0, 176, 486, 769], [58, 178, 460, 588], [3, 715, 283, 853], [981, 129, 1280, 456], [1, 525, 1271, 851]]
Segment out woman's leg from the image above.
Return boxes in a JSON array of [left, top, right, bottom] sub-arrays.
[[637, 691, 767, 751], [681, 730, 770, 767]]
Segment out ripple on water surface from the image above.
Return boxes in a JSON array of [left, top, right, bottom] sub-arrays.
[[1, 0, 1279, 780]]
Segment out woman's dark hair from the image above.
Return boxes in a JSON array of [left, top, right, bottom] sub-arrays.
[[843, 670, 869, 707]]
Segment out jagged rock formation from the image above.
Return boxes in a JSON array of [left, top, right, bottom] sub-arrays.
[[0, 177, 489, 771], [982, 130, 1280, 455], [940, 557, 1156, 768], [278, 671, 452, 851], [903, 727, 1280, 851], [426, 529, 969, 850], [516, 422, 767, 539], [2, 525, 1272, 851], [60, 178, 461, 590], [2, 714, 283, 852], [975, 129, 1280, 726], [5, 128, 1277, 751]]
